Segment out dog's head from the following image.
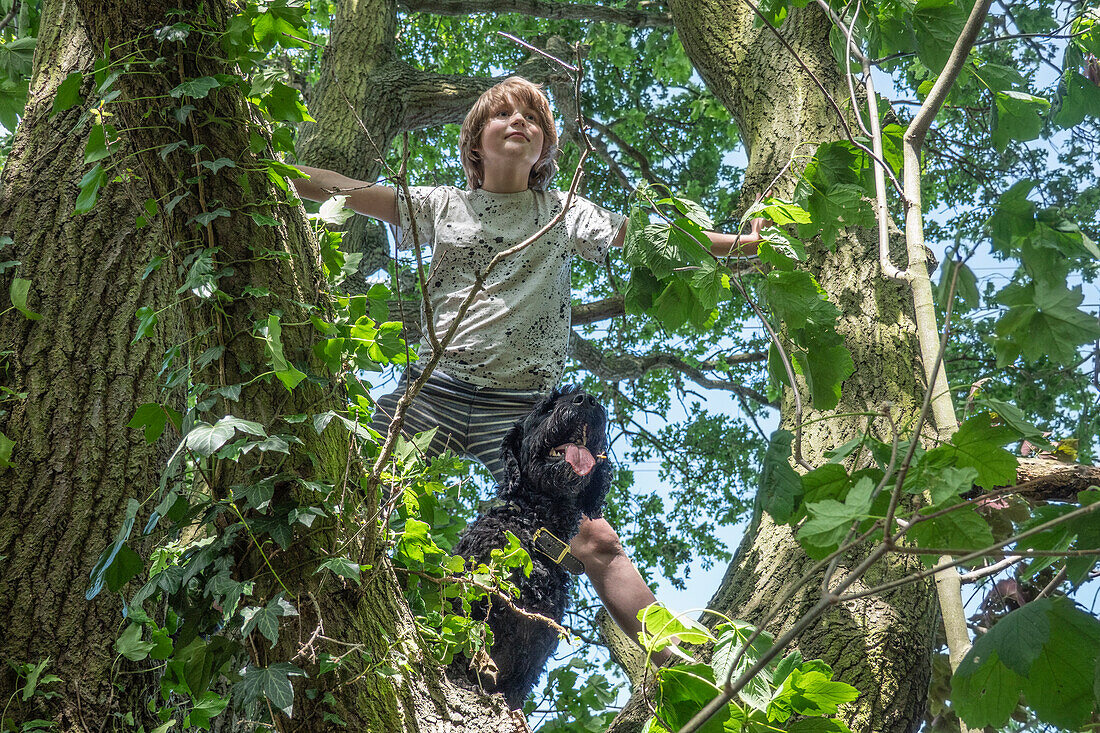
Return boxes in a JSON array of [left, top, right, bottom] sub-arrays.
[[498, 386, 612, 518]]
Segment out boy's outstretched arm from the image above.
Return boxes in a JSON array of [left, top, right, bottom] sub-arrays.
[[609, 217, 765, 258], [290, 165, 399, 225]]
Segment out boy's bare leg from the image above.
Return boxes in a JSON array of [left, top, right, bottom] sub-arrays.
[[570, 517, 671, 665]]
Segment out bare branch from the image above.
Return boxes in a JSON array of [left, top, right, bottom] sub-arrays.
[[398, 0, 673, 27], [569, 331, 773, 405]]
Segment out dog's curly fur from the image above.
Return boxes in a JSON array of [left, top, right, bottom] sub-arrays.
[[448, 386, 612, 708]]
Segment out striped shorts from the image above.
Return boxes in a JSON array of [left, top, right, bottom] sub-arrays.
[[370, 368, 546, 483]]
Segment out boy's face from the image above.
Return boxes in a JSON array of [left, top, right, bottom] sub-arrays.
[[476, 95, 545, 175]]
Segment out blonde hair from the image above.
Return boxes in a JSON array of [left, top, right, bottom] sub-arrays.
[[459, 77, 559, 191]]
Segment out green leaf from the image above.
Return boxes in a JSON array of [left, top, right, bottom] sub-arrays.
[[906, 505, 994, 561], [185, 691, 230, 731], [52, 72, 84, 115], [241, 593, 298, 648], [1053, 71, 1100, 128], [185, 421, 235, 457], [925, 413, 1018, 489], [757, 429, 802, 525], [794, 335, 854, 411], [84, 124, 113, 164], [954, 597, 1100, 730], [798, 477, 875, 559], [104, 542, 143, 592], [9, 277, 41, 320], [74, 163, 108, 215], [711, 620, 774, 711], [169, 76, 222, 99], [132, 306, 157, 343], [257, 81, 313, 122], [0, 36, 36, 77], [234, 663, 305, 718], [912, 0, 968, 73], [994, 281, 1100, 365], [638, 604, 715, 653], [0, 431, 13, 468], [655, 664, 728, 733], [315, 557, 361, 585], [936, 260, 979, 313], [128, 403, 174, 444], [265, 314, 307, 391], [747, 198, 813, 225], [992, 91, 1051, 151], [86, 499, 139, 600], [769, 669, 859, 721], [115, 623, 155, 661]]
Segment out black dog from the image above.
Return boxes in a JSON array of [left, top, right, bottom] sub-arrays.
[[448, 386, 612, 708]]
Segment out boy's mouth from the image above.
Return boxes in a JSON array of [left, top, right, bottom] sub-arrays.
[[506, 131, 529, 140]]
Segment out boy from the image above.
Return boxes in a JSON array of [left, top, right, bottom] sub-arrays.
[[292, 76, 762, 664]]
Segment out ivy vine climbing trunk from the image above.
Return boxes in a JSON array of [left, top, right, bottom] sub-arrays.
[[0, 1, 520, 730], [610, 3, 940, 732]]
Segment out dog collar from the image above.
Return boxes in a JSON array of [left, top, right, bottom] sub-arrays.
[[532, 527, 586, 576]]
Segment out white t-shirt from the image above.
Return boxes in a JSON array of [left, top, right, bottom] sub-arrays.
[[396, 186, 626, 390]]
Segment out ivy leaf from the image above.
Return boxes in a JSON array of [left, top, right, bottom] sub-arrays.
[[185, 691, 230, 731], [233, 662, 306, 718], [265, 314, 307, 391], [104, 542, 143, 592], [169, 76, 222, 99], [994, 280, 1100, 365], [73, 163, 108, 215], [86, 499, 139, 600], [115, 623, 155, 661], [0, 36, 36, 77], [184, 421, 235, 457], [992, 91, 1051, 151], [315, 557, 362, 585], [0, 431, 13, 469], [241, 593, 298, 648], [128, 403, 181, 444], [52, 72, 84, 115], [9, 277, 41, 320]]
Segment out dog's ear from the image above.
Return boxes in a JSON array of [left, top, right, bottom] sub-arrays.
[[498, 421, 525, 487], [578, 459, 612, 519]]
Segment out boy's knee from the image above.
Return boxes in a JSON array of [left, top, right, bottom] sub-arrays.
[[571, 517, 625, 567]]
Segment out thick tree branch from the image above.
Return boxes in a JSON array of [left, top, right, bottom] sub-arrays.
[[569, 331, 773, 404], [1011, 457, 1100, 503], [398, 0, 673, 27]]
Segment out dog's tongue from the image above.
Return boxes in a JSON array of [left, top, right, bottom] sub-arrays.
[[559, 443, 596, 476]]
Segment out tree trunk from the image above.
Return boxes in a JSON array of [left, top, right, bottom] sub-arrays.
[[0, 3, 174, 725], [610, 3, 940, 732], [0, 2, 519, 729]]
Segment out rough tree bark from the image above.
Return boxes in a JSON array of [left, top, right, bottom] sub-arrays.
[[609, 3, 940, 732], [0, 3, 173, 724], [0, 1, 519, 730]]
